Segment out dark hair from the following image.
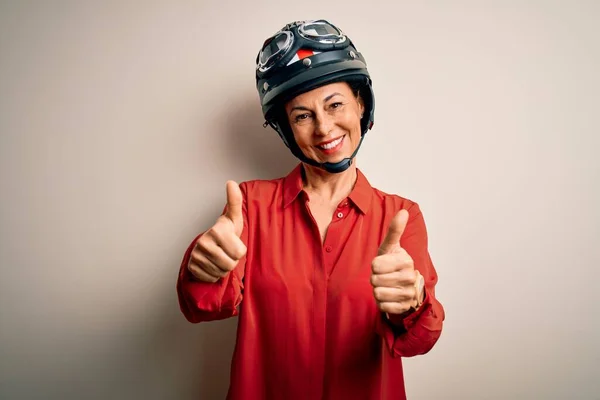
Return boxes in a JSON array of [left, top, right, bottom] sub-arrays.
[[347, 80, 363, 100]]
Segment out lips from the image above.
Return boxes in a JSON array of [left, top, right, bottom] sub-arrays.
[[316, 135, 345, 154]]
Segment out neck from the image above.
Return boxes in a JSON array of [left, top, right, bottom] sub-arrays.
[[301, 161, 358, 203]]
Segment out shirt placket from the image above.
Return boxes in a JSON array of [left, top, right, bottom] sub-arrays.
[[301, 196, 351, 399], [319, 199, 351, 398], [322, 200, 350, 275]]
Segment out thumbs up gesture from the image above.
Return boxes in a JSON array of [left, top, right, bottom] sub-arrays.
[[371, 210, 424, 315], [188, 181, 247, 283]]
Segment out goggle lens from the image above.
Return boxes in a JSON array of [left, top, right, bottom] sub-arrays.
[[299, 20, 346, 44], [258, 31, 293, 70], [257, 20, 346, 73]]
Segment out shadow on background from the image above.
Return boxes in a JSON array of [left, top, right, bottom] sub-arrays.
[[129, 94, 299, 399], [223, 93, 298, 180], [3, 96, 304, 400]]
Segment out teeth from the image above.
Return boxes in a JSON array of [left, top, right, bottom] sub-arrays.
[[319, 136, 343, 150]]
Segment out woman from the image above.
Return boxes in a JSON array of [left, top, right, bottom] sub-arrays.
[[177, 20, 445, 400]]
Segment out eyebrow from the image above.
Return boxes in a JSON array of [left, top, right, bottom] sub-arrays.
[[289, 92, 344, 114], [324, 92, 343, 102]]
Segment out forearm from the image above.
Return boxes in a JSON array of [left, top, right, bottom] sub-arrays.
[[377, 203, 445, 357], [379, 290, 445, 357]]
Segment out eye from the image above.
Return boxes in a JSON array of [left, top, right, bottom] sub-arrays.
[[329, 102, 344, 110], [294, 113, 311, 122]]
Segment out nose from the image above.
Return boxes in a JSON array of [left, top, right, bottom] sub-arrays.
[[314, 112, 334, 137]]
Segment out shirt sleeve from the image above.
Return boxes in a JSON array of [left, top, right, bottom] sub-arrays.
[[375, 202, 445, 358], [176, 183, 249, 324]]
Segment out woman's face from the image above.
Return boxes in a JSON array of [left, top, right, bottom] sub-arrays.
[[284, 82, 364, 165]]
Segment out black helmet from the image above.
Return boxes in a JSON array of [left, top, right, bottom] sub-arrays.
[[255, 19, 375, 173]]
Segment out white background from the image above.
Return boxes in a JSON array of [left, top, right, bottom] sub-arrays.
[[1, 1, 598, 399]]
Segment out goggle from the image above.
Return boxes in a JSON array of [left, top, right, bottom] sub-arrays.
[[257, 20, 347, 73]]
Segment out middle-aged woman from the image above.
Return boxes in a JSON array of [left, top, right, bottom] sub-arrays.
[[177, 19, 445, 400]]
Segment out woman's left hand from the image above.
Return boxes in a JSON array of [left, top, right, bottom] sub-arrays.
[[370, 210, 424, 315]]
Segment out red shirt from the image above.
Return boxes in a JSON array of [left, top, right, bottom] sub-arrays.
[[177, 164, 445, 400]]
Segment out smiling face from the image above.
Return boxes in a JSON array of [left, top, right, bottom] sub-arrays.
[[284, 82, 365, 165]]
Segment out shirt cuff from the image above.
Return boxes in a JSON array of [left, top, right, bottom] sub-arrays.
[[384, 288, 431, 332]]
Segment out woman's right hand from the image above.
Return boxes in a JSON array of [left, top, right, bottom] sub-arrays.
[[187, 181, 247, 282]]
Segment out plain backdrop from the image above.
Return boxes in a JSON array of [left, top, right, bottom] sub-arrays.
[[1, 1, 598, 399]]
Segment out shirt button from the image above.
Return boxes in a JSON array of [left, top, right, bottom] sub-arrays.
[[337, 212, 344, 218], [325, 245, 333, 252]]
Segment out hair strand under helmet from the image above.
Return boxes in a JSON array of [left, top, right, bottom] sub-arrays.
[[255, 19, 375, 173]]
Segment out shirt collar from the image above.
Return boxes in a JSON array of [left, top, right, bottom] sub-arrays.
[[348, 168, 373, 214], [282, 164, 373, 214], [282, 164, 305, 209]]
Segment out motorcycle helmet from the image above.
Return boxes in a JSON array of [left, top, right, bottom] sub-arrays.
[[256, 19, 375, 173]]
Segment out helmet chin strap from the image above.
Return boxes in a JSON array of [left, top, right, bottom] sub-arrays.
[[289, 134, 366, 174]]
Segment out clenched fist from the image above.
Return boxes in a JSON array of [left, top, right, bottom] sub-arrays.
[[188, 181, 247, 283], [370, 209, 424, 315]]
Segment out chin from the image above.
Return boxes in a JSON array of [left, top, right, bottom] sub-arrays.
[[324, 154, 350, 164], [305, 143, 356, 165]]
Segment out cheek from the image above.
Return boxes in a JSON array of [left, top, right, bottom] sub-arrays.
[[291, 126, 312, 146], [343, 114, 362, 138]]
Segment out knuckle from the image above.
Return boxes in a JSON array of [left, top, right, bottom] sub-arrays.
[[392, 288, 404, 302], [196, 235, 211, 251], [210, 227, 223, 242], [219, 258, 237, 272], [220, 216, 236, 232], [237, 243, 248, 259], [382, 254, 399, 270], [410, 287, 418, 299], [188, 263, 204, 279], [216, 268, 229, 278], [399, 269, 414, 283], [192, 258, 216, 276], [206, 269, 223, 281], [231, 242, 247, 260], [371, 258, 379, 272], [207, 259, 225, 275], [232, 250, 244, 261], [189, 253, 203, 269], [393, 253, 407, 266], [392, 250, 410, 265], [187, 260, 198, 274], [397, 284, 409, 294], [390, 272, 403, 286], [402, 288, 413, 301], [407, 273, 417, 285], [370, 274, 378, 287], [372, 257, 386, 273], [213, 222, 230, 240], [188, 259, 221, 283], [188, 250, 199, 265]]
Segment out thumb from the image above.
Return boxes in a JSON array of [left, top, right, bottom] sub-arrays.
[[224, 181, 244, 235], [378, 209, 409, 255]]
